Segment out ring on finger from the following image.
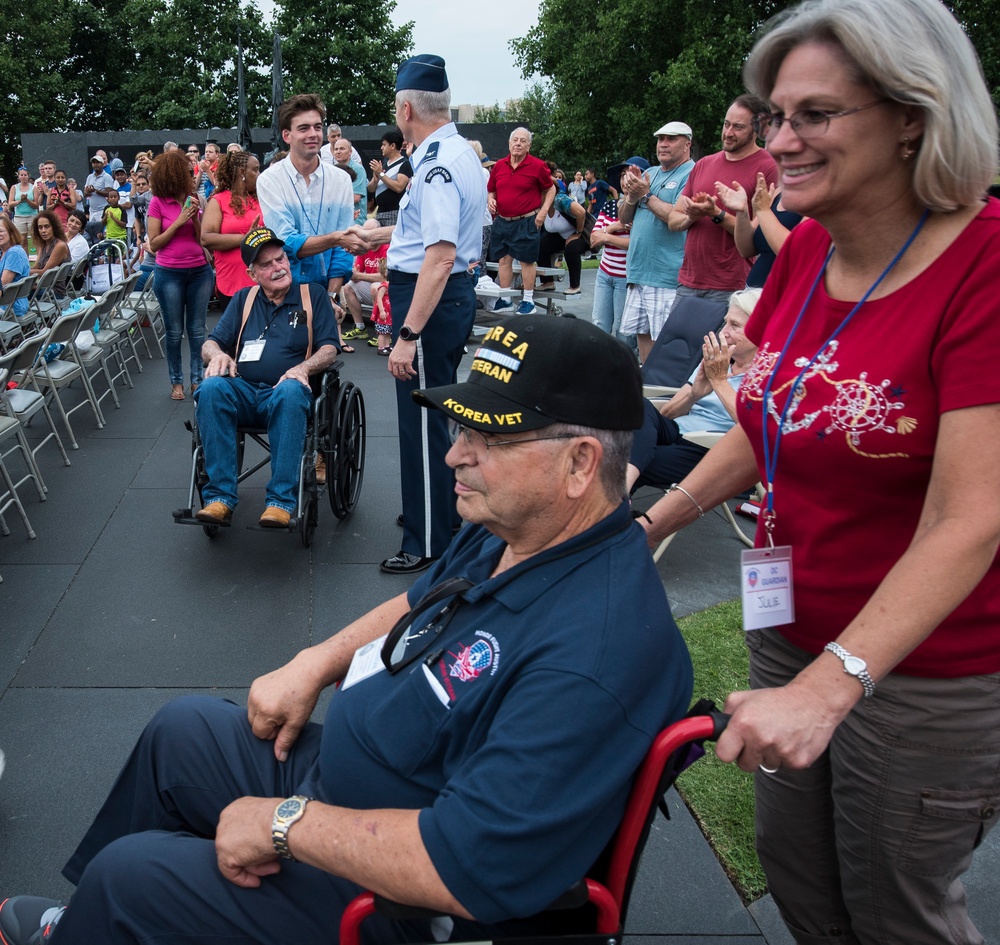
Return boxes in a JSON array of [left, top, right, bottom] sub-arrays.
[[759, 763, 779, 774]]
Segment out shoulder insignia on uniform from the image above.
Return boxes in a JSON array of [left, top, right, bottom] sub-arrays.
[[425, 166, 453, 183], [416, 141, 440, 170]]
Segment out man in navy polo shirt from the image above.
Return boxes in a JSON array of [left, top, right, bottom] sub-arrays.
[[192, 227, 340, 529], [0, 315, 693, 945]]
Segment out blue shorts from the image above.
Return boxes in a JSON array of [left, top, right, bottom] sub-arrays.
[[489, 214, 541, 264]]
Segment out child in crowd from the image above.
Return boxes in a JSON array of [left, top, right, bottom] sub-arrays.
[[101, 190, 128, 243], [369, 257, 392, 355]]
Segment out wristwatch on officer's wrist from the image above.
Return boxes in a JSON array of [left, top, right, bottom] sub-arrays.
[[399, 326, 421, 342], [272, 795, 310, 860], [823, 642, 876, 698]]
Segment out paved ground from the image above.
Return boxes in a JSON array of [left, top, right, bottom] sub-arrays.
[[1, 269, 996, 943]]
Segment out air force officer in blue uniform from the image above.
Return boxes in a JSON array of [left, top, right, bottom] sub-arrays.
[[379, 55, 487, 574]]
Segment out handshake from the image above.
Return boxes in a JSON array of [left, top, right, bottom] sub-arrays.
[[340, 223, 383, 255]]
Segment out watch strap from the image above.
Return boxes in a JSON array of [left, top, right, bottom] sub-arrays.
[[272, 795, 310, 860], [824, 642, 875, 698]]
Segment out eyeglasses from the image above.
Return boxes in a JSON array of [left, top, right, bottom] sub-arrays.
[[448, 421, 578, 451], [765, 100, 888, 140], [381, 577, 473, 674]]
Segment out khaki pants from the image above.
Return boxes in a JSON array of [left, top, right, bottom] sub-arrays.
[[748, 629, 1000, 945]]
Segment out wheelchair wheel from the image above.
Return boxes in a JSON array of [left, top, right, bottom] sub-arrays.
[[329, 382, 366, 519]]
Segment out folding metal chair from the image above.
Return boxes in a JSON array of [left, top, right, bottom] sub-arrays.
[[29, 310, 106, 446], [0, 333, 71, 492], [123, 271, 163, 359], [27, 267, 63, 327], [647, 431, 762, 564], [0, 414, 39, 539]]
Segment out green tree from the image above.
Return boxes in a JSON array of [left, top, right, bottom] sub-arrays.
[[0, 0, 75, 177], [506, 82, 556, 159], [511, 0, 792, 172], [123, 0, 272, 131], [513, 0, 1000, 175], [274, 0, 413, 125], [474, 103, 504, 123]]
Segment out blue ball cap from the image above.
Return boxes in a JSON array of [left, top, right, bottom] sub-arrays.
[[396, 54, 449, 93]]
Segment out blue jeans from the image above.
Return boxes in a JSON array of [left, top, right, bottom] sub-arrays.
[[592, 269, 636, 352], [135, 257, 155, 291], [194, 376, 313, 512], [153, 263, 213, 386]]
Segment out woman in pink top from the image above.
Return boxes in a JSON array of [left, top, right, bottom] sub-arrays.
[[148, 150, 213, 400], [200, 152, 261, 308]]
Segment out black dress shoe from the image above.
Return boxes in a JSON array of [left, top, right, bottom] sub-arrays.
[[379, 551, 437, 575]]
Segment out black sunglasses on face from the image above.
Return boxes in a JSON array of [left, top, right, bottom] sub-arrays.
[[380, 577, 473, 674]]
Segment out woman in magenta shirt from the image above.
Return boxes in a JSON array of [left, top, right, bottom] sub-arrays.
[[148, 150, 213, 400]]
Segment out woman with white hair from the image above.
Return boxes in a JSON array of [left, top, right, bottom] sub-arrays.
[[642, 0, 1000, 941]]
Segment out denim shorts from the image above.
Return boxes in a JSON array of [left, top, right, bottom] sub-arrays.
[[489, 214, 541, 264]]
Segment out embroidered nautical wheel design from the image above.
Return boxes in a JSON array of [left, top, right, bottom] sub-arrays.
[[823, 374, 902, 444], [742, 346, 780, 401]]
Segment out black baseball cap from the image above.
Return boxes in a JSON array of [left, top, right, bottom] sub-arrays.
[[414, 314, 643, 433], [241, 227, 285, 266]]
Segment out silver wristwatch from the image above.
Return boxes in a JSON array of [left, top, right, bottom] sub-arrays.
[[824, 642, 875, 698], [272, 795, 310, 859]]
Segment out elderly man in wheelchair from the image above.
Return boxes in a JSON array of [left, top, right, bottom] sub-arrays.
[[194, 227, 340, 529], [0, 315, 694, 945]]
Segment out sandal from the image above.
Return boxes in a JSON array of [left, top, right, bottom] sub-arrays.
[[341, 343, 355, 354], [377, 346, 392, 356], [565, 287, 581, 295], [537, 282, 556, 292], [170, 384, 185, 400]]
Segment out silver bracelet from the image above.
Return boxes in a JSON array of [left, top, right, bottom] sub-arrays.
[[667, 483, 704, 517]]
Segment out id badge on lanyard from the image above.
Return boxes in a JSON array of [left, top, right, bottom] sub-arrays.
[[741, 545, 794, 631]]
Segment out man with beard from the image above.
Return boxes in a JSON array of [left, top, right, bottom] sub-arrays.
[[667, 95, 777, 303]]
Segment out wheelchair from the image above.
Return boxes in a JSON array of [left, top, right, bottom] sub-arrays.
[[340, 704, 727, 945], [172, 361, 366, 546]]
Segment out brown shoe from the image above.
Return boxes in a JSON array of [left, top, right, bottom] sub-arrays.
[[260, 506, 291, 528], [195, 501, 232, 524], [315, 453, 326, 485]]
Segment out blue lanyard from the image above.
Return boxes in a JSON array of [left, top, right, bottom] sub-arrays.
[[285, 163, 326, 237], [759, 210, 929, 545]]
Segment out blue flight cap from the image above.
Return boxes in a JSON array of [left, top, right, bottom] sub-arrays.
[[396, 55, 449, 93]]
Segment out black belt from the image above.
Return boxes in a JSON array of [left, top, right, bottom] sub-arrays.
[[387, 269, 471, 285], [497, 209, 540, 221]]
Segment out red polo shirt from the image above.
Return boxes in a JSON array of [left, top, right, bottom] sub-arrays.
[[488, 153, 552, 217]]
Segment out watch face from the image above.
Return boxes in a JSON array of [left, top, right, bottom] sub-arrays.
[[844, 655, 866, 675], [276, 798, 303, 820]]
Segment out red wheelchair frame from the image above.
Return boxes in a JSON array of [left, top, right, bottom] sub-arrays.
[[340, 708, 728, 945]]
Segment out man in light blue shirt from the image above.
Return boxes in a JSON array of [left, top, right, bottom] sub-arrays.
[[257, 94, 369, 293], [618, 122, 695, 362]]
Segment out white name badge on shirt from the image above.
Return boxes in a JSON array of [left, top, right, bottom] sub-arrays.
[[741, 546, 795, 631], [238, 340, 266, 362], [340, 633, 388, 690]]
